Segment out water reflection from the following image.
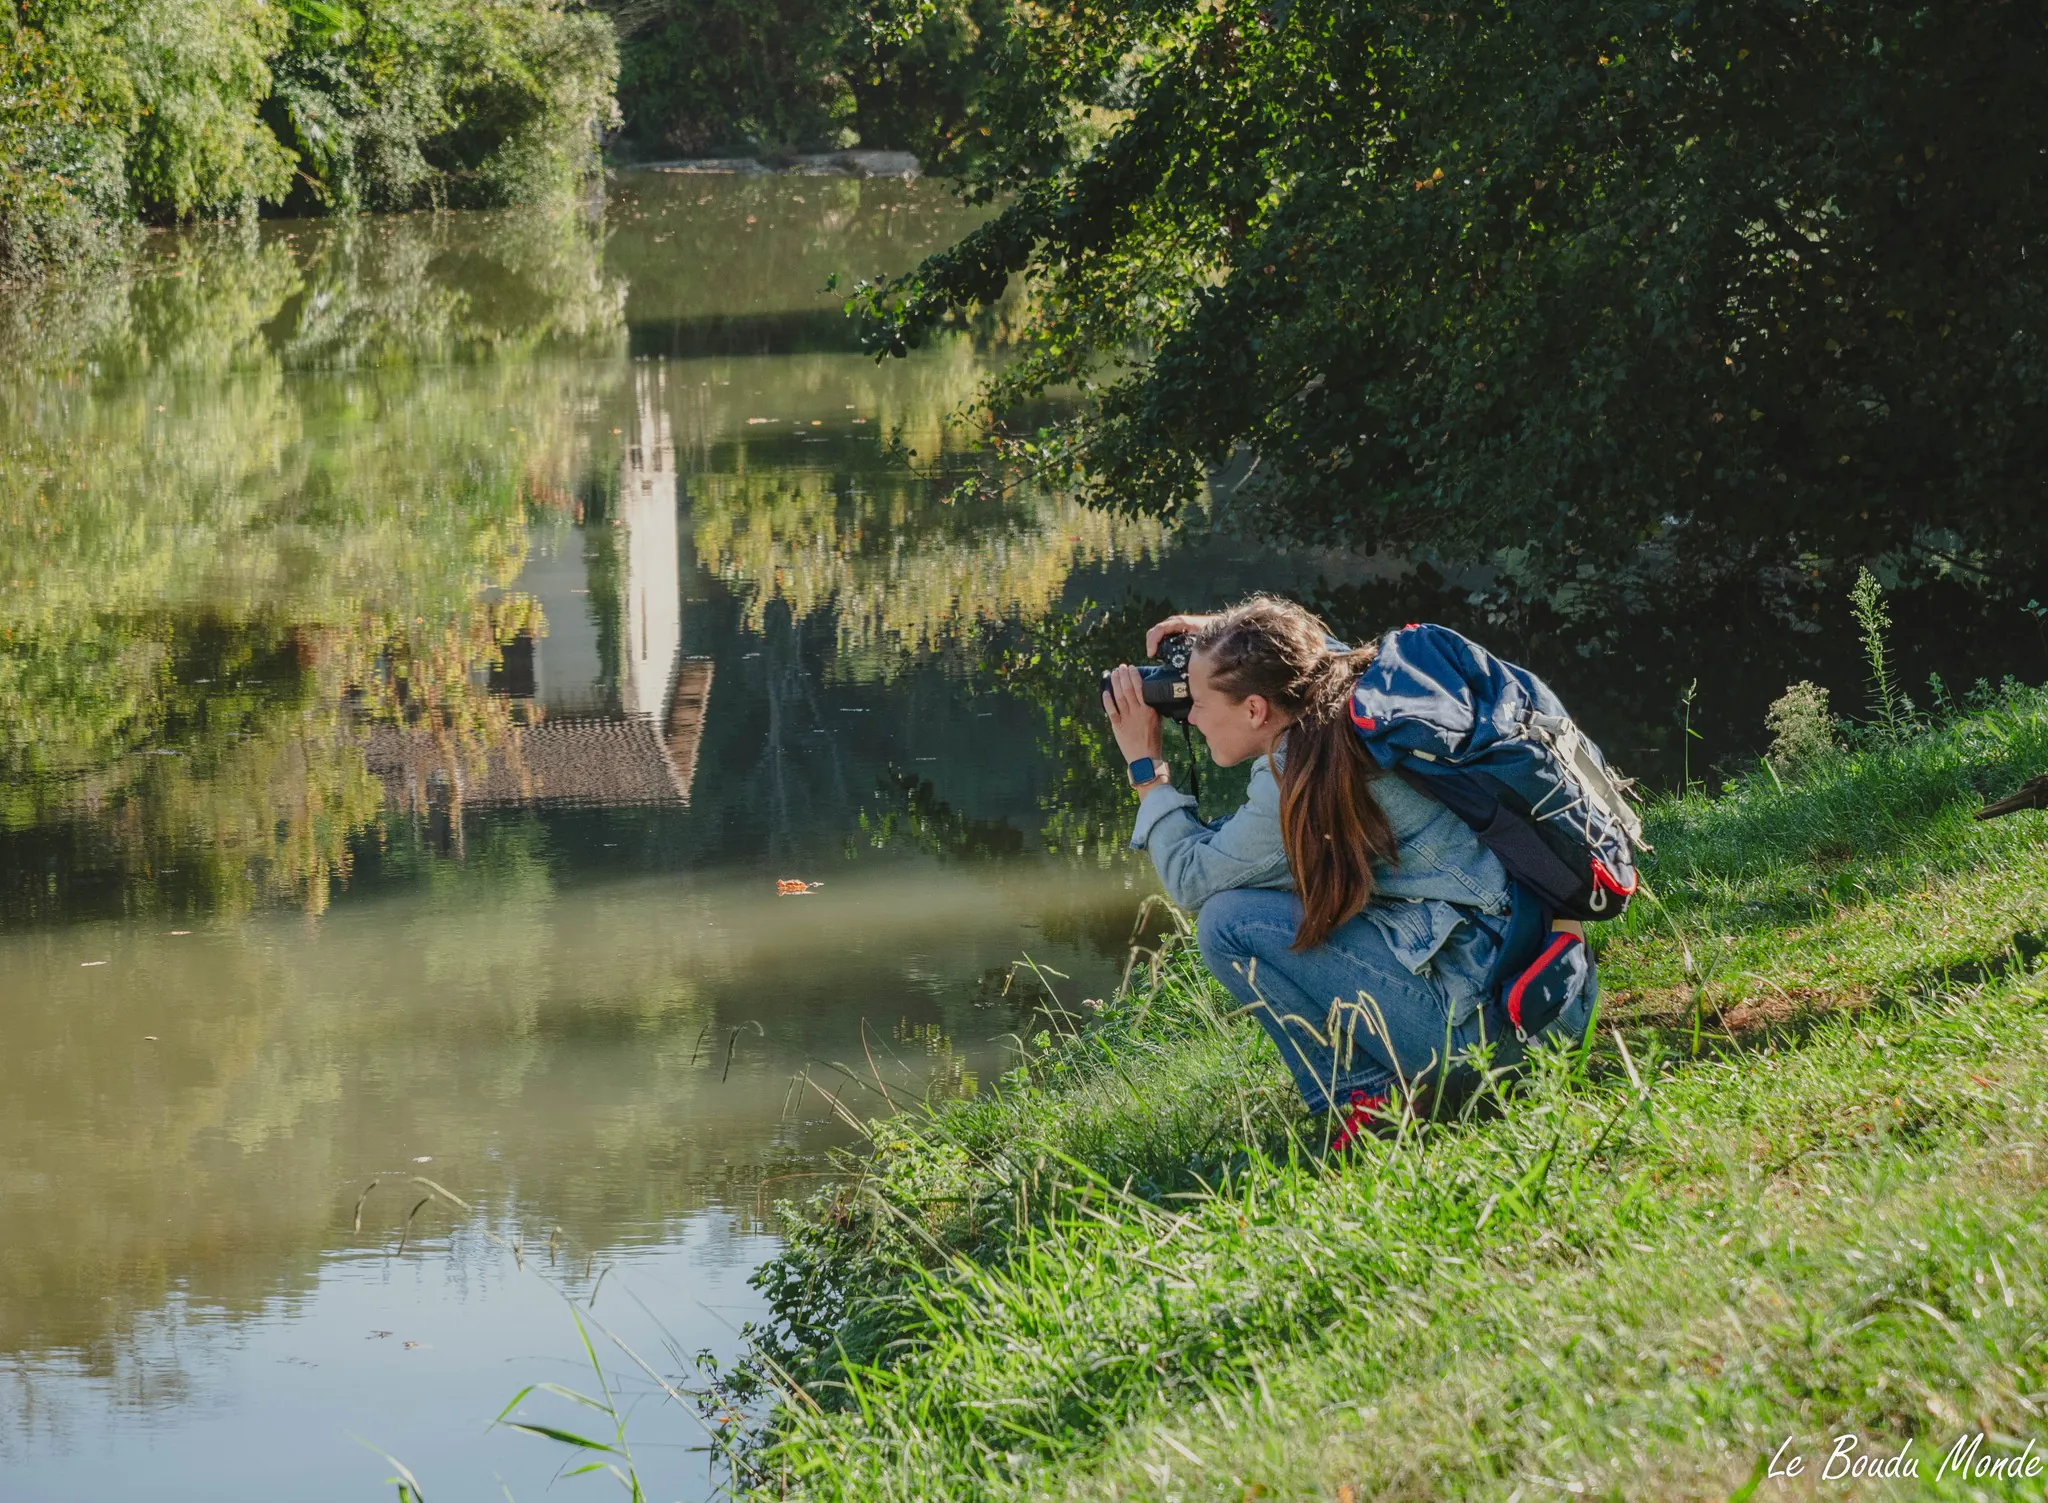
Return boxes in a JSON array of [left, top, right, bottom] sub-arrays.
[[0, 174, 1168, 926], [0, 172, 1207, 1501]]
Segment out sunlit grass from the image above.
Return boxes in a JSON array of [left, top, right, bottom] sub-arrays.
[[1600, 681, 2048, 1020], [720, 682, 2048, 1502]]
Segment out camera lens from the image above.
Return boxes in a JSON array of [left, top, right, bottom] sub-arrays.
[[1099, 633, 1194, 722]]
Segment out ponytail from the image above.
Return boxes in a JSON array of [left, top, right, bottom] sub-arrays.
[[1192, 599, 1396, 949], [1275, 684, 1394, 948]]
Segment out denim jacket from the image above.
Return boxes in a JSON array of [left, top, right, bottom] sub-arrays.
[[1129, 754, 1511, 982]]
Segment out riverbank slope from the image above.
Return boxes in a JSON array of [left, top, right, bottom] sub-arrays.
[[737, 681, 2048, 1500]]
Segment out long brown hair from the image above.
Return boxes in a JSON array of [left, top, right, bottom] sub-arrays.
[[1193, 596, 1393, 950]]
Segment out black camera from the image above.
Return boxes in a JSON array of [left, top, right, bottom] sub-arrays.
[[1101, 632, 1195, 722]]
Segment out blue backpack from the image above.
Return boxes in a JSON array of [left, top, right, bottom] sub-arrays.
[[1350, 624, 1647, 1038]]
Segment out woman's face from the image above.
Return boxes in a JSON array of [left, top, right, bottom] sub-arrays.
[[1186, 650, 1293, 767]]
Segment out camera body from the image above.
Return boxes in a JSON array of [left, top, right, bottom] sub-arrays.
[[1102, 632, 1195, 722]]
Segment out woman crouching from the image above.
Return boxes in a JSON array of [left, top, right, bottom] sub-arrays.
[[1102, 595, 1592, 1148]]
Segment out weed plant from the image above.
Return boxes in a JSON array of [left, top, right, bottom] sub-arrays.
[[1850, 567, 1908, 741], [1763, 680, 1837, 781], [708, 678, 2048, 1502]]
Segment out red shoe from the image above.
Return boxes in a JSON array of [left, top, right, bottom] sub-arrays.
[[1328, 1090, 1391, 1152]]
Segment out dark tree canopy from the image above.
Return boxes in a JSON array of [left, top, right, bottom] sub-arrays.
[[856, 1, 2048, 593], [601, 0, 1012, 164]]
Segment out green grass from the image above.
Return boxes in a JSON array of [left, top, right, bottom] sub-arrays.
[[728, 684, 2048, 1502], [1600, 681, 2048, 1022]]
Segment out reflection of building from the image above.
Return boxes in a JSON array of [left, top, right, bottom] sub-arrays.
[[621, 399, 683, 720], [366, 373, 710, 814]]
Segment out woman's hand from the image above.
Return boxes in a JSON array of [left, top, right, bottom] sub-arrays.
[[1102, 664, 1166, 768], [1145, 613, 1215, 658]]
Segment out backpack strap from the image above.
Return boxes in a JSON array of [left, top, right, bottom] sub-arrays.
[[1394, 767, 1591, 913]]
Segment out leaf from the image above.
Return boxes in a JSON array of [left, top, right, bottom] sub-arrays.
[[350, 1435, 428, 1501], [532, 1381, 621, 1415], [490, 1386, 537, 1426], [500, 1422, 622, 1454], [284, 0, 351, 37]]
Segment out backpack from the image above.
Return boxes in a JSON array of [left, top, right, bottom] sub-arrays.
[[1349, 623, 1647, 1039]]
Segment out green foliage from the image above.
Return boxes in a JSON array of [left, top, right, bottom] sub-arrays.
[[0, 0, 618, 279], [120, 0, 298, 217], [259, 0, 622, 212], [0, 8, 131, 278], [607, 0, 860, 155], [602, 0, 1007, 163], [849, 0, 1012, 173], [854, 1, 2048, 597], [9, 0, 303, 228]]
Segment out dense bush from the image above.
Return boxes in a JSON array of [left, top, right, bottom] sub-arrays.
[[0, 10, 130, 277], [2, 0, 1010, 279], [0, 0, 618, 279], [849, 0, 1009, 172], [268, 0, 618, 213]]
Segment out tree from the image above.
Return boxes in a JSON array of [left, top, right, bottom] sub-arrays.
[[602, 0, 863, 154], [267, 0, 620, 212], [599, 0, 1009, 165], [0, 7, 129, 277], [0, 0, 618, 279], [854, 1, 2048, 596]]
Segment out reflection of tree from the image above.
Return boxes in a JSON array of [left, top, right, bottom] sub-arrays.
[[609, 174, 1001, 338], [742, 600, 853, 867], [979, 598, 1249, 862], [691, 449, 1163, 675], [0, 205, 627, 921], [0, 598, 557, 924], [2, 203, 626, 377], [857, 769, 1026, 862]]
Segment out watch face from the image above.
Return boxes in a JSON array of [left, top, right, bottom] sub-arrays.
[[1128, 757, 1155, 785]]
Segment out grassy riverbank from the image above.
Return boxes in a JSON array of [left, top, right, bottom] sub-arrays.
[[731, 680, 2048, 1500]]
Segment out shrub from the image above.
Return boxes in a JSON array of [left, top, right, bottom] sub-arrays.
[[601, 0, 1008, 164], [1763, 680, 1838, 781], [0, 12, 130, 280], [270, 0, 619, 213], [1, 0, 620, 280], [606, 0, 858, 156], [120, 0, 297, 219]]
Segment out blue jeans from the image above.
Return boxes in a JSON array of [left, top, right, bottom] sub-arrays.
[[1195, 888, 1594, 1114]]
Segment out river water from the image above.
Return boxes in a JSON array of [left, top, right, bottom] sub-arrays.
[[0, 171, 1364, 1501], [3, 171, 2043, 1502]]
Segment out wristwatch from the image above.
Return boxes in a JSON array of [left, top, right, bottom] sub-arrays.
[[1127, 757, 1169, 789]]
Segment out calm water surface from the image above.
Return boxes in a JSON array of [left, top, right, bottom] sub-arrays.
[[0, 171, 1368, 1501], [5, 171, 2044, 1502]]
